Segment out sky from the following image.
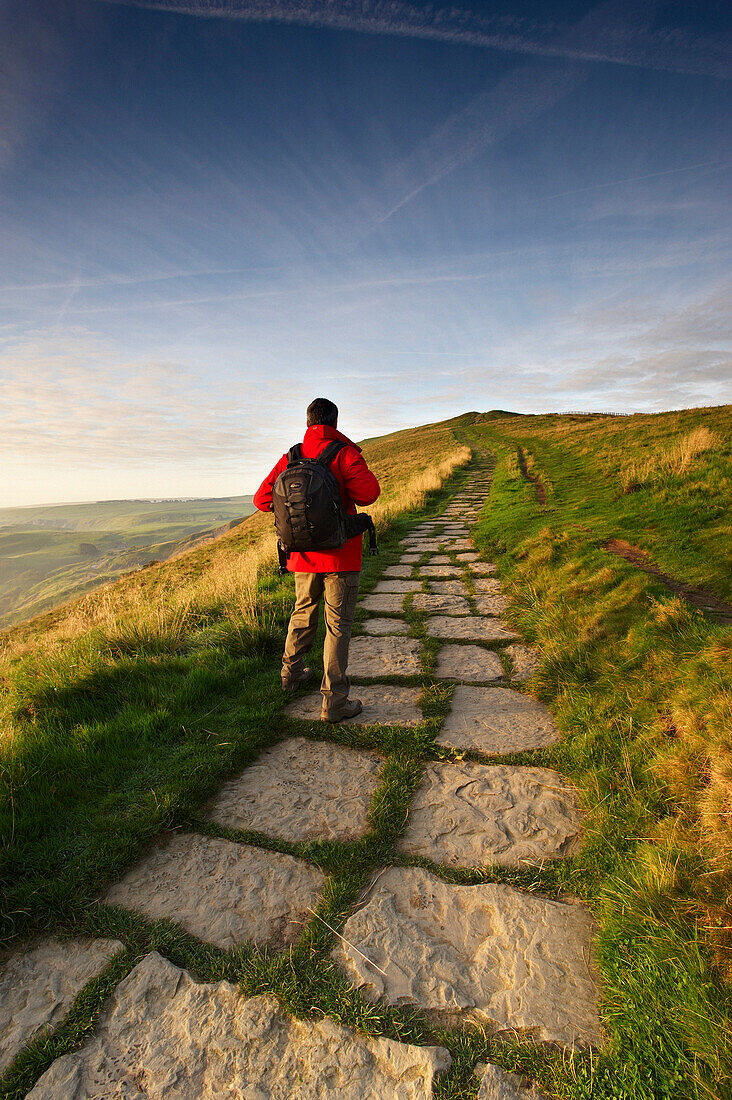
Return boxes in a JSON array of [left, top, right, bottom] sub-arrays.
[[0, 0, 730, 506]]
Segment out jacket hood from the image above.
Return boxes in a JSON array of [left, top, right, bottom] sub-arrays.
[[304, 424, 362, 453]]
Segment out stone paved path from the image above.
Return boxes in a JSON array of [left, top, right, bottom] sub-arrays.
[[1, 460, 601, 1097], [0, 938, 123, 1075], [26, 953, 451, 1099], [333, 867, 600, 1047]]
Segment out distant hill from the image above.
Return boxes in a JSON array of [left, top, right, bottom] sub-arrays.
[[0, 495, 255, 627]]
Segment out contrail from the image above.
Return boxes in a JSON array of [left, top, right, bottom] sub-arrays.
[[546, 160, 732, 200], [94, 0, 731, 231], [376, 59, 590, 225], [0, 267, 262, 294], [374, 0, 665, 225], [94, 0, 732, 80]]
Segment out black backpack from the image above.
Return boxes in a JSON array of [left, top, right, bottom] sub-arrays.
[[272, 440, 377, 573]]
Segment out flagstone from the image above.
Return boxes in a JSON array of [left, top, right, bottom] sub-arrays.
[[27, 953, 451, 1100], [383, 564, 413, 578], [425, 554, 453, 564], [506, 645, 543, 682], [412, 594, 471, 615], [435, 644, 503, 681], [425, 616, 519, 642], [286, 685, 422, 727], [372, 580, 422, 594], [360, 593, 405, 613], [474, 594, 511, 615], [456, 551, 480, 561], [399, 553, 422, 563], [402, 545, 444, 556], [333, 866, 601, 1046], [427, 580, 469, 597], [437, 686, 559, 754], [362, 617, 409, 636], [473, 577, 504, 594], [206, 737, 382, 842], [0, 937, 123, 1075], [398, 761, 581, 867], [469, 561, 498, 574], [419, 565, 464, 578], [105, 834, 324, 950], [349, 636, 423, 678]]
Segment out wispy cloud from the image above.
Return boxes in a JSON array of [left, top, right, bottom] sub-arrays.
[[94, 0, 732, 79], [0, 330, 263, 465]]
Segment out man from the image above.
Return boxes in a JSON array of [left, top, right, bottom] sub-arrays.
[[254, 398, 381, 722]]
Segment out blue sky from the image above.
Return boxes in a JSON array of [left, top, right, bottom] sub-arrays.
[[1, 0, 730, 506]]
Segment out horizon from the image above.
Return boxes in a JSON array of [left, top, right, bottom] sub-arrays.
[[3, 401, 728, 510], [1, 0, 730, 508], [0, 492, 254, 512]]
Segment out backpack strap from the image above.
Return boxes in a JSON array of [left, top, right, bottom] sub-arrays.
[[365, 515, 378, 556], [277, 539, 290, 575], [345, 512, 379, 555], [316, 439, 347, 468], [287, 444, 303, 464]]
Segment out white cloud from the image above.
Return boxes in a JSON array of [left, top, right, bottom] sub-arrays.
[[0, 329, 268, 466]]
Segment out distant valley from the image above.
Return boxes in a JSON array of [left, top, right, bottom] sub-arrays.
[[0, 496, 255, 628]]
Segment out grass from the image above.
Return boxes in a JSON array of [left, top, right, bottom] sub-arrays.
[[1, 407, 732, 1098], [456, 406, 732, 1098]]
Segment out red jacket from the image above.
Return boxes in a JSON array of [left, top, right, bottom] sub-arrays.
[[254, 425, 381, 573]]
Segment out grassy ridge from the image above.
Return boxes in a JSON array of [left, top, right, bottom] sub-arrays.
[[471, 407, 731, 600], [461, 406, 732, 1098], [1, 407, 731, 1099]]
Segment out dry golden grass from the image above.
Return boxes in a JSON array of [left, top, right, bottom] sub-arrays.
[[654, 632, 732, 876], [621, 426, 722, 493]]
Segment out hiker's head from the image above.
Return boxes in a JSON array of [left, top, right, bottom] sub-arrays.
[[307, 398, 338, 428]]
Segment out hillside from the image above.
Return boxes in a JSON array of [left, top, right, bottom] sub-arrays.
[[0, 497, 256, 629], [1, 407, 731, 1100]]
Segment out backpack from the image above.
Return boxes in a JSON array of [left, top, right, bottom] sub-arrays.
[[272, 440, 377, 572]]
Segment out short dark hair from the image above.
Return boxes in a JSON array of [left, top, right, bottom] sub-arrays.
[[307, 398, 338, 427]]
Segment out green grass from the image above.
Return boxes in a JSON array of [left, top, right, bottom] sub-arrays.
[[2, 409, 732, 1098], [455, 408, 732, 1098]]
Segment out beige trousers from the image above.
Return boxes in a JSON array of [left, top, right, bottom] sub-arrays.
[[282, 571, 360, 714]]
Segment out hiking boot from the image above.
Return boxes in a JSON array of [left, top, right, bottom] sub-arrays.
[[320, 698, 363, 723], [281, 667, 314, 693]]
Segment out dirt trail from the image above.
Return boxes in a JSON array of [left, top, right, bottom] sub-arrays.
[[516, 446, 546, 504], [604, 538, 732, 625]]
